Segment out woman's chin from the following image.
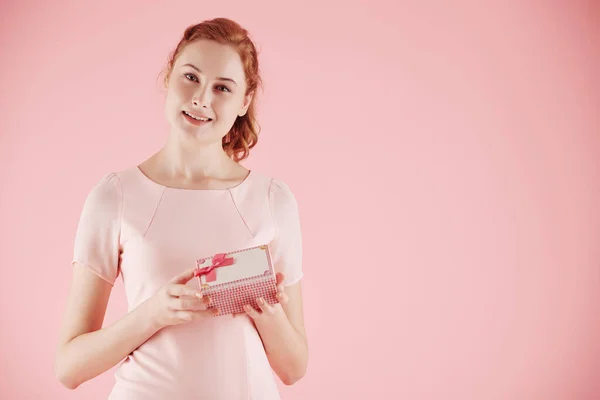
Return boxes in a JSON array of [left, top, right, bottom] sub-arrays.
[[179, 126, 224, 144]]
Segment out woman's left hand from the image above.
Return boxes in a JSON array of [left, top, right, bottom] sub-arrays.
[[234, 272, 288, 320]]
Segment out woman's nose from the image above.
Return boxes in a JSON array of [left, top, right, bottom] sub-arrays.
[[192, 87, 211, 108]]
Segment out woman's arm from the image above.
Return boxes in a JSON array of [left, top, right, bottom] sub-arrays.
[[54, 263, 160, 389], [244, 276, 308, 385], [54, 263, 212, 390]]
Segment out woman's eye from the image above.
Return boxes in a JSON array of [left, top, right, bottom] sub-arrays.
[[183, 74, 229, 93]]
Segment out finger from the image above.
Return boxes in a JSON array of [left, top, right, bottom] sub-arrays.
[[176, 308, 219, 321], [170, 295, 211, 311], [169, 267, 198, 284], [167, 284, 203, 298], [275, 272, 286, 286], [175, 310, 195, 321], [256, 297, 275, 315], [243, 304, 261, 319], [277, 282, 285, 294], [276, 291, 289, 304], [171, 297, 204, 311], [197, 308, 220, 318]]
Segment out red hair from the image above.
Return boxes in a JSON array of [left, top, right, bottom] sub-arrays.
[[160, 18, 263, 162]]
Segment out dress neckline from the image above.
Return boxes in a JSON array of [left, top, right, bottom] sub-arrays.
[[134, 165, 253, 192]]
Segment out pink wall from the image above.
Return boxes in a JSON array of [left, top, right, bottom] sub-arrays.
[[1, 1, 598, 399]]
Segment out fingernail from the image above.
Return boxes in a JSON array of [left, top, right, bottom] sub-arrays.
[[195, 293, 203, 298], [257, 298, 264, 305]]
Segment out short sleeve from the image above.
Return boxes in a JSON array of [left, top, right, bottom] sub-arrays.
[[268, 178, 303, 287], [71, 172, 123, 285]]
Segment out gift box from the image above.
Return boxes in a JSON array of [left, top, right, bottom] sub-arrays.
[[193, 244, 278, 317]]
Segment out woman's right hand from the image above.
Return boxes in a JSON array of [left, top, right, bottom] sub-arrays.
[[146, 267, 219, 330]]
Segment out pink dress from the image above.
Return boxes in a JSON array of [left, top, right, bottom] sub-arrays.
[[72, 166, 303, 400]]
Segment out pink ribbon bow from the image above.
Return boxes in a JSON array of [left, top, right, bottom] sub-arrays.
[[194, 253, 234, 282]]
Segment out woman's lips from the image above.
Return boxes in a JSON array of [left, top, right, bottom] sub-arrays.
[[182, 111, 212, 126]]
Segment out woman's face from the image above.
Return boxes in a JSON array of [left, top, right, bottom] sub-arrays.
[[164, 39, 253, 144]]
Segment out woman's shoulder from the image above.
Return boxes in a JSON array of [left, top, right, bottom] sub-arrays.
[[246, 172, 299, 217], [81, 166, 147, 205], [83, 171, 122, 202], [247, 170, 296, 197], [87, 166, 138, 187]]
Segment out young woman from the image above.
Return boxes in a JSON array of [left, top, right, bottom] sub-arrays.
[[55, 17, 308, 399]]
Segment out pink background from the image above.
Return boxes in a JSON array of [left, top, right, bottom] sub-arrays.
[[1, 1, 599, 399]]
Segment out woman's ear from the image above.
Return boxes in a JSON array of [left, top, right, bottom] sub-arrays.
[[239, 91, 254, 117]]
